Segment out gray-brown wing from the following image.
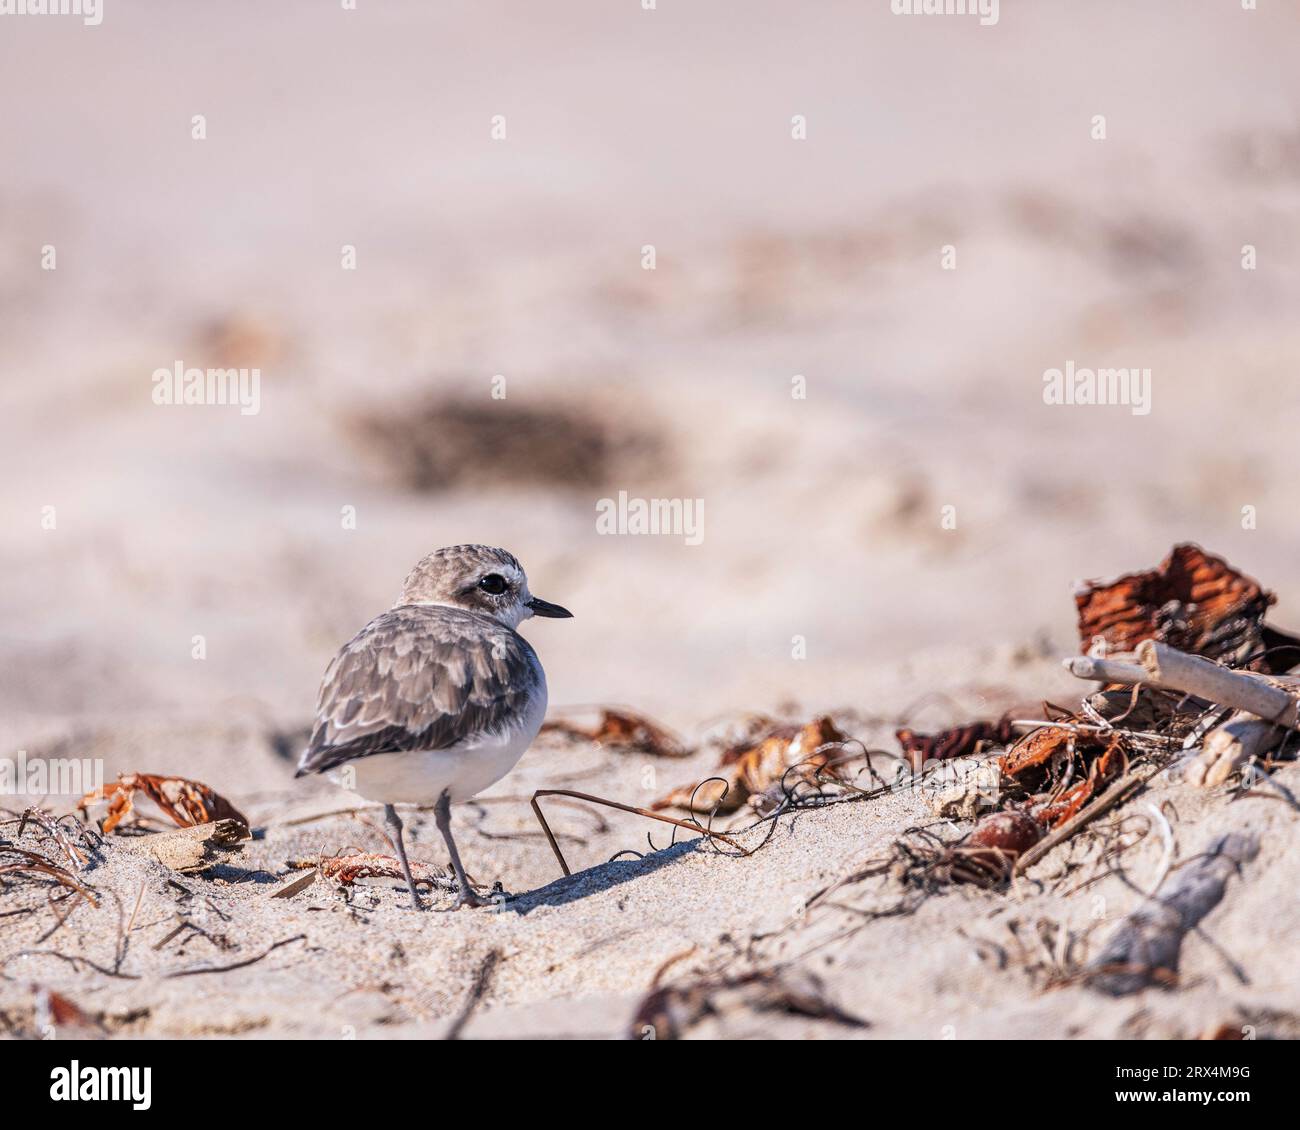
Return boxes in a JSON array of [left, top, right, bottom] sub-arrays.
[[296, 606, 540, 776]]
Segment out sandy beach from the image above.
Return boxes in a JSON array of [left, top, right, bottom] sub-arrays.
[[3, 2, 1300, 1041]]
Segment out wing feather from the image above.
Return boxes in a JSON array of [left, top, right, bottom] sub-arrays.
[[295, 605, 539, 776]]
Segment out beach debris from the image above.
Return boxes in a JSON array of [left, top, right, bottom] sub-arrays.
[[997, 719, 1127, 829], [78, 773, 249, 835], [531, 788, 747, 878], [966, 810, 1043, 856], [1067, 640, 1300, 724], [999, 724, 1082, 791], [1014, 763, 1162, 876], [1086, 832, 1258, 995], [32, 984, 104, 1038], [316, 852, 456, 893], [651, 716, 850, 815], [923, 758, 1003, 820], [630, 968, 867, 1039], [270, 870, 320, 899], [0, 844, 99, 908], [896, 715, 1018, 774], [541, 707, 690, 757], [1034, 736, 1126, 828], [1185, 712, 1285, 788], [165, 933, 307, 979], [116, 819, 249, 874], [1074, 543, 1300, 671], [880, 811, 1042, 891], [1065, 639, 1300, 787], [948, 811, 1042, 885], [17, 807, 93, 870]]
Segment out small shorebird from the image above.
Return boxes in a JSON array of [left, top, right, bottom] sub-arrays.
[[296, 545, 571, 909]]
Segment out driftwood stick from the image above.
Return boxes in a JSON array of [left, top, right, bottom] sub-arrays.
[[1063, 656, 1151, 685], [1186, 713, 1284, 788], [1065, 643, 1300, 727], [1137, 641, 1298, 725], [1086, 832, 1258, 995]]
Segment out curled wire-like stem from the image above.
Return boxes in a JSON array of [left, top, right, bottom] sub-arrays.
[[530, 788, 749, 878]]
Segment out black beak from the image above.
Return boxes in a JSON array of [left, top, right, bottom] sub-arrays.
[[527, 596, 573, 619]]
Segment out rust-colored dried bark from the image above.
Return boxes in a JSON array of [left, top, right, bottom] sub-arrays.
[[1075, 543, 1299, 671]]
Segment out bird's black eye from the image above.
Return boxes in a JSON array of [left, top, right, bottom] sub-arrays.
[[478, 573, 508, 595]]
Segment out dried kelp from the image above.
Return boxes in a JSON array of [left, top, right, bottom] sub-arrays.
[[896, 715, 1018, 775], [630, 968, 867, 1039], [541, 708, 690, 757], [652, 716, 852, 815], [78, 773, 249, 835], [1074, 542, 1300, 672]]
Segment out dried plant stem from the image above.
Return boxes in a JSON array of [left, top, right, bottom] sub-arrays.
[[530, 788, 746, 878]]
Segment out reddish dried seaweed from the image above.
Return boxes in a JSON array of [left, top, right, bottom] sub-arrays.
[[1075, 543, 1300, 671], [541, 708, 690, 757], [78, 774, 249, 835], [652, 717, 850, 815], [317, 852, 451, 890], [895, 715, 1018, 774]]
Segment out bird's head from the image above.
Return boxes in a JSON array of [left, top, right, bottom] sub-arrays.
[[397, 544, 573, 629]]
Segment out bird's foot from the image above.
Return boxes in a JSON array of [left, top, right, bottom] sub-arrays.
[[449, 885, 493, 911]]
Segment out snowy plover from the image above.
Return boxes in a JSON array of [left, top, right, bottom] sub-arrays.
[[296, 545, 571, 909]]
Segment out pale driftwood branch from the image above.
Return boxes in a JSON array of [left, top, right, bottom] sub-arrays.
[[1137, 641, 1298, 726], [1064, 642, 1300, 728], [1062, 655, 1151, 685], [1087, 832, 1258, 995], [1185, 713, 1284, 788]]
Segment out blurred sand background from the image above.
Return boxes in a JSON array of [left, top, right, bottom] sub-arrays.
[[3, 1, 1300, 1040]]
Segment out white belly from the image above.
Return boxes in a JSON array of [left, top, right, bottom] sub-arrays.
[[338, 689, 546, 806]]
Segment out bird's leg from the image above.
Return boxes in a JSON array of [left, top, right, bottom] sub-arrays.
[[434, 791, 490, 909], [382, 804, 424, 911]]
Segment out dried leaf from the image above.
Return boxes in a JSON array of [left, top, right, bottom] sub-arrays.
[[541, 708, 690, 757], [1075, 543, 1295, 670], [78, 773, 249, 834], [652, 717, 849, 815], [896, 715, 1017, 774], [1036, 738, 1125, 828], [33, 985, 103, 1036], [998, 725, 1077, 788]]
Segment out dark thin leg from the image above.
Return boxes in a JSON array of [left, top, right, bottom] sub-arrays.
[[435, 791, 489, 909], [383, 804, 423, 910]]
